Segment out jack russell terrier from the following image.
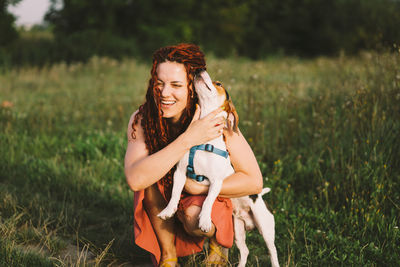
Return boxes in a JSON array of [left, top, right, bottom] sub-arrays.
[[157, 70, 279, 267]]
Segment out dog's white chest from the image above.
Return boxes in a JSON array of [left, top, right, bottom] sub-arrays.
[[188, 139, 234, 182]]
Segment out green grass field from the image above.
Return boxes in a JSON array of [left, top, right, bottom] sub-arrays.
[[1, 51, 399, 266]]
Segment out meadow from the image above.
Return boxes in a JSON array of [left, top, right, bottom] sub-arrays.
[[0, 51, 399, 266]]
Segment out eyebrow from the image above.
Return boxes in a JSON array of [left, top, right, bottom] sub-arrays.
[[157, 79, 183, 84]]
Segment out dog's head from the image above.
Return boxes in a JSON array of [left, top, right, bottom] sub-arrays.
[[194, 70, 239, 133]]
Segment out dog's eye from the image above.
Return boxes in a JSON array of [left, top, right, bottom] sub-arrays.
[[215, 82, 222, 87]]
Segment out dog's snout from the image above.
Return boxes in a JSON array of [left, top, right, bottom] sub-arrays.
[[194, 68, 206, 77]]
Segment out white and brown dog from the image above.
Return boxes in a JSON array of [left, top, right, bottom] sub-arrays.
[[157, 70, 279, 267]]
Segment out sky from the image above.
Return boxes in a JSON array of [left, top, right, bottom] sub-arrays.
[[8, 0, 52, 27]]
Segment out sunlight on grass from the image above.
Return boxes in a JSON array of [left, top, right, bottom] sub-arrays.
[[1, 51, 399, 266]]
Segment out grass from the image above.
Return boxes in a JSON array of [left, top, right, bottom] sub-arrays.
[[0, 51, 399, 266]]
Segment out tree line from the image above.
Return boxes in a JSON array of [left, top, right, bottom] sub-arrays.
[[1, 0, 400, 66]]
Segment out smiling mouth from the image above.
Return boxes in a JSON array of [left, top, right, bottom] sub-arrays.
[[161, 100, 176, 106]]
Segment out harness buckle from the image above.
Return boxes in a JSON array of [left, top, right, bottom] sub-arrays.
[[187, 165, 194, 173], [205, 144, 214, 152], [196, 175, 206, 182]]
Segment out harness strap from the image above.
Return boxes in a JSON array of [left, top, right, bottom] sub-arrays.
[[186, 144, 229, 182]]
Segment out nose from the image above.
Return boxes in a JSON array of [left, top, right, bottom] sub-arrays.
[[160, 84, 172, 97]]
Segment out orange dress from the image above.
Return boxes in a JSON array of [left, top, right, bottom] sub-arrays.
[[133, 181, 234, 265]]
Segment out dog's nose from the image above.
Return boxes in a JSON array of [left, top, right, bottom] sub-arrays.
[[194, 68, 206, 77]]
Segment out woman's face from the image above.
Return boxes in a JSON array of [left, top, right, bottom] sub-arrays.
[[156, 61, 189, 123]]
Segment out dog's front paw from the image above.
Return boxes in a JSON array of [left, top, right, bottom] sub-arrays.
[[198, 213, 213, 233], [157, 206, 177, 220]]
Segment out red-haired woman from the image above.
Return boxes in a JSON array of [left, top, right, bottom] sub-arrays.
[[124, 44, 262, 267]]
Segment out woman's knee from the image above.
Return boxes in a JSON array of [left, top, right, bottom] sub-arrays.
[[178, 205, 215, 237], [178, 205, 201, 233], [143, 184, 166, 215]]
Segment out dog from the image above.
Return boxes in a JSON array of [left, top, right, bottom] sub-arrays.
[[157, 70, 279, 267]]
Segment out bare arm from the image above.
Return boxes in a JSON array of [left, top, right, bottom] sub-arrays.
[[184, 128, 263, 198], [124, 107, 225, 191]]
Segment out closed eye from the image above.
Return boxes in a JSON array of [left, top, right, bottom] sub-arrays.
[[215, 82, 222, 87]]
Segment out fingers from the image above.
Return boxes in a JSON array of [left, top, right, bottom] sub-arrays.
[[212, 123, 225, 138], [211, 116, 226, 126], [185, 106, 225, 146], [204, 107, 223, 120]]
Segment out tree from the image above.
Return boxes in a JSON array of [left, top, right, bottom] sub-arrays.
[[0, 0, 21, 46]]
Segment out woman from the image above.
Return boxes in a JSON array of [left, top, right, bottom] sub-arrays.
[[124, 44, 262, 267]]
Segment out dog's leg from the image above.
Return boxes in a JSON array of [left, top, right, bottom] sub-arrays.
[[198, 179, 223, 233], [251, 197, 280, 267], [157, 165, 186, 220], [233, 217, 249, 267]]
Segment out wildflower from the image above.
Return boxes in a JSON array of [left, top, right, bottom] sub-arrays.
[[366, 139, 370, 144], [1, 100, 13, 108], [384, 164, 387, 169]]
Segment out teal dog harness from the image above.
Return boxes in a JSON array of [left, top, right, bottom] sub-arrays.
[[186, 144, 229, 182]]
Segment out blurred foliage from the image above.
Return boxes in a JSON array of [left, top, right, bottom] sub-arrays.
[[0, 0, 20, 46], [1, 0, 400, 66], [44, 0, 400, 57]]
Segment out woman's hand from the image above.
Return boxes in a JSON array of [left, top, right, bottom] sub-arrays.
[[181, 105, 225, 148], [184, 178, 209, 195]]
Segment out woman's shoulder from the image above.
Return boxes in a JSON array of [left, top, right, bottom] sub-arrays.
[[127, 109, 144, 142], [128, 109, 141, 124]]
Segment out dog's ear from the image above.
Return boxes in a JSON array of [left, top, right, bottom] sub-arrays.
[[223, 98, 239, 133]]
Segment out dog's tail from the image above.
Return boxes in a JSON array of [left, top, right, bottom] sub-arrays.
[[260, 187, 271, 196]]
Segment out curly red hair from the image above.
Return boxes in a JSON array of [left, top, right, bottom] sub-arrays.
[[132, 43, 206, 192]]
